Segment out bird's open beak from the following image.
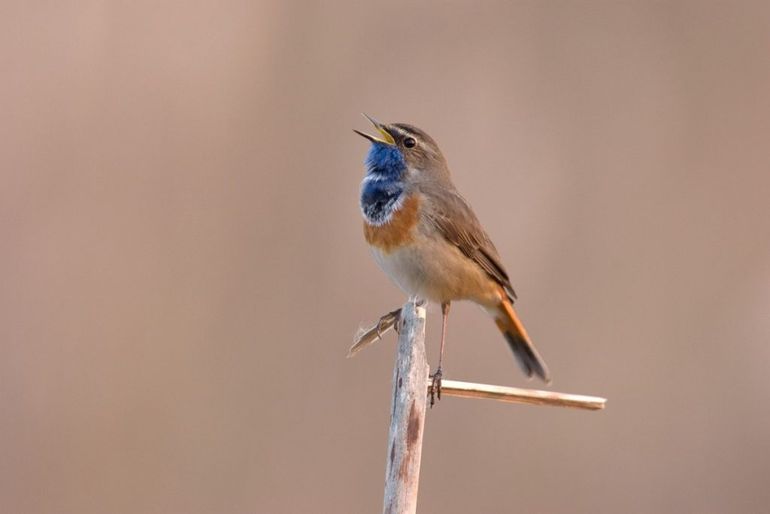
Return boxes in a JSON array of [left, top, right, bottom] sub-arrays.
[[353, 113, 395, 145]]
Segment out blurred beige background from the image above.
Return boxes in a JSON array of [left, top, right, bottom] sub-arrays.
[[2, 1, 770, 513]]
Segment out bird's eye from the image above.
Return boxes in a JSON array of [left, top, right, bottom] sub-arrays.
[[403, 137, 416, 148]]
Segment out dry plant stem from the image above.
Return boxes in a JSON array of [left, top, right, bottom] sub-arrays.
[[348, 308, 402, 357], [438, 380, 606, 410], [383, 301, 428, 514]]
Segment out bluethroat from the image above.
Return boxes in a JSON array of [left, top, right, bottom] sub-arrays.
[[355, 115, 550, 402]]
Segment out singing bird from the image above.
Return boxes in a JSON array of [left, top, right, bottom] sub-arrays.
[[355, 115, 550, 399]]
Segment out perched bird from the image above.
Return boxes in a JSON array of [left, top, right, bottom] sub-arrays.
[[355, 115, 550, 400]]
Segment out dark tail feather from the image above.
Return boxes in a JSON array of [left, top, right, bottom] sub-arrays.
[[501, 329, 551, 383], [495, 301, 551, 383]]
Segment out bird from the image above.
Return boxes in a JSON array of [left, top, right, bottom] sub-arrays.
[[354, 114, 550, 403]]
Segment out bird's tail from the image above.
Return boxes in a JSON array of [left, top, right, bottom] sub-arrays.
[[494, 300, 551, 383]]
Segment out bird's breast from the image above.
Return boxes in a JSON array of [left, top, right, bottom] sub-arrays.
[[363, 194, 420, 253], [364, 193, 503, 305]]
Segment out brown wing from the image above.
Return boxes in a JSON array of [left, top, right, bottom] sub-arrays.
[[421, 185, 518, 301]]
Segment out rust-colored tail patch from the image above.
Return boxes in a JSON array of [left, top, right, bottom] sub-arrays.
[[495, 299, 551, 383]]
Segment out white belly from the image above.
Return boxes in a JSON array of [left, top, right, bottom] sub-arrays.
[[368, 233, 500, 306], [370, 244, 428, 299]]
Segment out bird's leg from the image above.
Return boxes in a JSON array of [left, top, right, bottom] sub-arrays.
[[430, 301, 451, 407]]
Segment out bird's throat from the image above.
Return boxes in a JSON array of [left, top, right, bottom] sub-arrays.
[[360, 143, 409, 225], [360, 175, 405, 226]]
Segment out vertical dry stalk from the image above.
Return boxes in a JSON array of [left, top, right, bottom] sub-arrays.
[[383, 301, 428, 514]]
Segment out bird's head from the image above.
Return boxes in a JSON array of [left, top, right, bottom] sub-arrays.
[[354, 114, 449, 181]]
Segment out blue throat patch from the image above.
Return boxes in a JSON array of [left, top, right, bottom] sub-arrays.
[[360, 144, 407, 225]]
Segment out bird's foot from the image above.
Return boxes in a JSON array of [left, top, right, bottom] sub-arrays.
[[410, 296, 427, 308], [376, 314, 393, 338], [429, 367, 443, 408], [390, 309, 401, 335]]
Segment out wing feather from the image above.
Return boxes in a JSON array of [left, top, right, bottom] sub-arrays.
[[421, 185, 518, 301]]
